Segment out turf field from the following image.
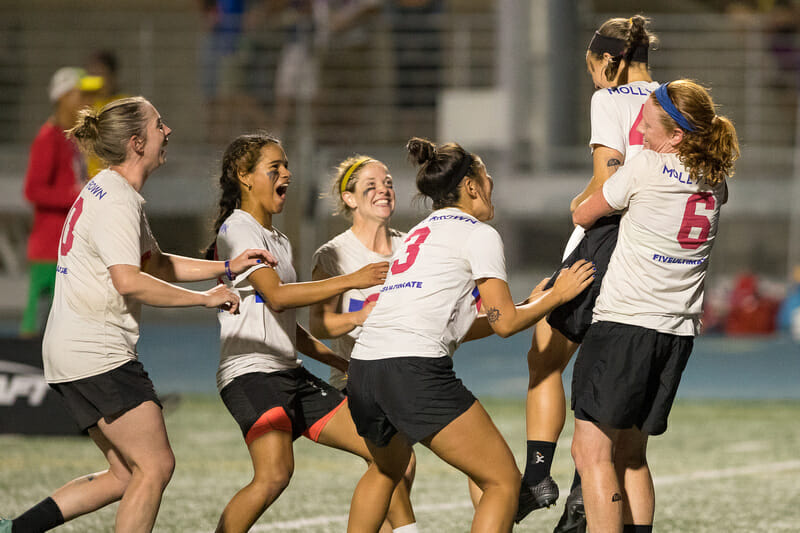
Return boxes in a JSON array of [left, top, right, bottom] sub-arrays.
[[2, 395, 799, 532]]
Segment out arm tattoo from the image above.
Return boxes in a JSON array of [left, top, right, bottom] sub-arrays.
[[486, 307, 501, 324], [607, 158, 621, 169]]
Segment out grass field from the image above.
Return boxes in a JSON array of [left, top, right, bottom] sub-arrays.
[[2, 395, 799, 532]]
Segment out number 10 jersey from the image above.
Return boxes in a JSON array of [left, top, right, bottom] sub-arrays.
[[43, 169, 158, 383]]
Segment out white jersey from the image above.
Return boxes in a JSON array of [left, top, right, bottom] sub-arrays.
[[42, 169, 158, 383], [563, 80, 660, 260], [352, 208, 507, 361], [594, 151, 724, 336], [589, 80, 659, 159], [216, 210, 300, 391], [312, 228, 405, 389]]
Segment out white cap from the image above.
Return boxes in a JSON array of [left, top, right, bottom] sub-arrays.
[[48, 67, 104, 103]]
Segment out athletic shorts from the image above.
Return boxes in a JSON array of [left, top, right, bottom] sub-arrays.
[[545, 215, 620, 344], [347, 356, 476, 447], [220, 366, 346, 445], [571, 321, 693, 436], [49, 360, 162, 432]]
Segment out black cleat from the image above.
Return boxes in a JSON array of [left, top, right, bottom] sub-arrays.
[[553, 484, 586, 533], [515, 475, 559, 523]]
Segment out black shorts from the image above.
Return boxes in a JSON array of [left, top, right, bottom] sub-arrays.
[[49, 360, 162, 432], [220, 366, 346, 445], [571, 321, 693, 436], [347, 356, 476, 447], [545, 215, 620, 344]]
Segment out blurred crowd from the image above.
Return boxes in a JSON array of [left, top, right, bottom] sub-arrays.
[[18, 1, 800, 343], [196, 0, 445, 144], [703, 267, 800, 339]]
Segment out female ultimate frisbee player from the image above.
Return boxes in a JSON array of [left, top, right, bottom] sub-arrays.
[[345, 137, 595, 533], [2, 96, 271, 533], [207, 133, 416, 533], [571, 80, 738, 533], [518, 15, 659, 530]]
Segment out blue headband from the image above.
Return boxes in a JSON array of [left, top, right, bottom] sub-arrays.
[[654, 83, 696, 132]]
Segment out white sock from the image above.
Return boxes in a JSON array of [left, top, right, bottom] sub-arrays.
[[393, 523, 419, 533]]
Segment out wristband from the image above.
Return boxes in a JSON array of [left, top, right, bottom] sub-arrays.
[[224, 260, 234, 281]]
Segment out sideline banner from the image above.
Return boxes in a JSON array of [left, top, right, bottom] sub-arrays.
[[0, 337, 82, 435]]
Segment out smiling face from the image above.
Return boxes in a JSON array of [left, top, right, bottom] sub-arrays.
[[344, 161, 395, 223], [245, 143, 291, 215], [638, 97, 681, 153], [140, 103, 171, 170]]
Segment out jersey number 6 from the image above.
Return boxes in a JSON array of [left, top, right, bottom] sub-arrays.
[[677, 192, 715, 250], [391, 226, 431, 275], [59, 197, 84, 256]]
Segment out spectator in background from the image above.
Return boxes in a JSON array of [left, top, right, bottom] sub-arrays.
[[724, 271, 780, 335], [199, 0, 245, 103], [198, 0, 268, 144], [766, 0, 800, 83], [19, 67, 102, 337], [271, 0, 321, 139], [250, 0, 380, 142], [85, 50, 129, 177], [386, 0, 444, 138], [86, 49, 126, 109], [777, 265, 800, 339]]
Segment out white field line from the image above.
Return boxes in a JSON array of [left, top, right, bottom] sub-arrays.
[[653, 459, 800, 486], [232, 460, 800, 532]]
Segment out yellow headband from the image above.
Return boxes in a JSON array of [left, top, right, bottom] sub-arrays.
[[340, 157, 372, 194]]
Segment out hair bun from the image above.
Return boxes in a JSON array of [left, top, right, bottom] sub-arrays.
[[406, 137, 437, 166]]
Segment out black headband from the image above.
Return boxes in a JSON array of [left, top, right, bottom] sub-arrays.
[[446, 153, 473, 192], [588, 31, 626, 57], [588, 31, 649, 63]]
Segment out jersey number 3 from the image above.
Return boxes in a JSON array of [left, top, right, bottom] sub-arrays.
[[59, 197, 84, 256], [677, 192, 715, 249], [391, 226, 431, 275]]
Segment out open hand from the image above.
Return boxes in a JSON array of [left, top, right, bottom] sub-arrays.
[[350, 261, 389, 289], [523, 277, 551, 305], [551, 259, 595, 305], [229, 248, 278, 275]]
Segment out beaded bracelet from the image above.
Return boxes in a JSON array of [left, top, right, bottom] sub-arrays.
[[224, 260, 234, 281]]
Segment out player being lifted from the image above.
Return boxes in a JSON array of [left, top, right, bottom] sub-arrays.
[[517, 15, 659, 532]]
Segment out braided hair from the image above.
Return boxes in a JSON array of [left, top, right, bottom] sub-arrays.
[[204, 133, 282, 259], [590, 14, 657, 86]]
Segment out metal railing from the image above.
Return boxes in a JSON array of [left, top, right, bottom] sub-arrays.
[[1, 3, 799, 291]]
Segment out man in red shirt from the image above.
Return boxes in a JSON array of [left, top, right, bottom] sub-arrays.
[[20, 67, 102, 336]]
